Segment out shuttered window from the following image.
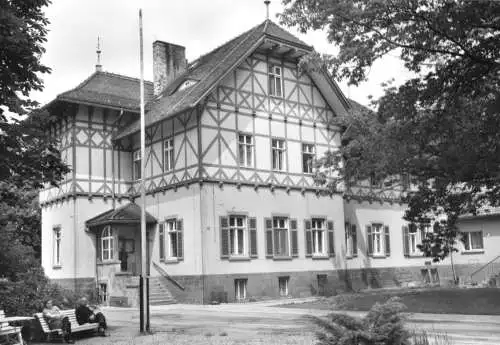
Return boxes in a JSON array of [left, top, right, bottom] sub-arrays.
[[220, 215, 257, 259], [367, 223, 390, 257], [265, 216, 298, 259]]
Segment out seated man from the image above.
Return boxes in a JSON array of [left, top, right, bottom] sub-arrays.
[[75, 297, 107, 336], [42, 300, 74, 343]]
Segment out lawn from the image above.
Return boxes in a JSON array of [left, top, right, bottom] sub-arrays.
[[280, 287, 500, 315]]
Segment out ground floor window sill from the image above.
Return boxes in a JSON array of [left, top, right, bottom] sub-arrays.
[[97, 260, 121, 266], [228, 257, 251, 262], [160, 258, 180, 264], [272, 256, 293, 261], [461, 250, 485, 255], [312, 255, 330, 260], [370, 255, 387, 259]]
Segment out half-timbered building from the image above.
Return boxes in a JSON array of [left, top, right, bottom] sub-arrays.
[[40, 19, 498, 306]]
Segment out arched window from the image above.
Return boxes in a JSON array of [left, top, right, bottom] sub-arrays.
[[101, 226, 114, 261]]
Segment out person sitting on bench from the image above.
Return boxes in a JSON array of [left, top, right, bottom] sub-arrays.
[[42, 300, 74, 343], [75, 297, 107, 336]]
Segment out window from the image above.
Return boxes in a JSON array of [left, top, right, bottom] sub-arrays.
[[367, 223, 390, 257], [238, 134, 253, 167], [133, 150, 141, 180], [164, 138, 174, 172], [279, 277, 289, 297], [345, 222, 358, 257], [265, 217, 298, 258], [268, 65, 282, 97], [272, 139, 285, 171], [462, 231, 484, 252], [101, 226, 115, 261], [229, 216, 246, 256], [302, 144, 315, 174], [408, 225, 420, 255], [311, 219, 326, 255], [306, 219, 335, 257], [234, 279, 247, 301], [99, 283, 108, 304], [53, 226, 61, 266], [403, 224, 429, 257], [372, 224, 383, 255], [163, 219, 183, 260], [273, 217, 289, 256], [220, 216, 257, 259]]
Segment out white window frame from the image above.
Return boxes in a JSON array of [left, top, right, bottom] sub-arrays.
[[238, 134, 254, 167], [166, 219, 179, 259], [133, 150, 141, 180], [311, 218, 326, 256], [302, 143, 315, 174], [345, 222, 354, 257], [462, 231, 484, 252], [268, 65, 283, 97], [273, 217, 290, 257], [278, 276, 289, 297], [272, 138, 286, 171], [235, 279, 247, 301], [164, 138, 174, 172], [371, 223, 384, 256], [53, 226, 62, 267], [229, 215, 247, 257], [408, 225, 421, 256], [101, 226, 114, 261]]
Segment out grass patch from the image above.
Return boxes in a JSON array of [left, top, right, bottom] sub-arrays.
[[280, 287, 500, 315]]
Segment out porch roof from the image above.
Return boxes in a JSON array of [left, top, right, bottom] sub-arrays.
[[85, 203, 157, 228]]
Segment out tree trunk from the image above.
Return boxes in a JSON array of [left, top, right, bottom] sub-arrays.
[[450, 248, 458, 285]]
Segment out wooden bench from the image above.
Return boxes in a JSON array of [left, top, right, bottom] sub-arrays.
[[34, 310, 99, 342], [0, 310, 24, 345]]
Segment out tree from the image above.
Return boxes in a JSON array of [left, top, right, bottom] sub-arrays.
[[1, 0, 69, 189], [279, 0, 500, 268], [1, 0, 68, 269]]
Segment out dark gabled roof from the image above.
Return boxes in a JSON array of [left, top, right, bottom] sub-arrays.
[[115, 20, 314, 139], [85, 203, 156, 228], [56, 71, 154, 112]]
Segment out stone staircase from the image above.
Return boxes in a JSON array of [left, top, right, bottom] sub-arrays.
[[148, 276, 176, 305]]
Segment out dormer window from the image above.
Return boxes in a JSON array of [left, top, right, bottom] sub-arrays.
[[268, 65, 282, 97], [176, 79, 197, 93]]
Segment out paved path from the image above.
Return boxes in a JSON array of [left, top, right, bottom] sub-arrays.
[[99, 298, 500, 345]]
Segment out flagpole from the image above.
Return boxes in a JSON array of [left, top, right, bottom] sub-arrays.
[[139, 8, 148, 334]]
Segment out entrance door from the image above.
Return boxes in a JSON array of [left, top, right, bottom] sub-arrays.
[[119, 238, 128, 272]]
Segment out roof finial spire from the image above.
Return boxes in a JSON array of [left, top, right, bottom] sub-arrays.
[[264, 0, 271, 20], [96, 36, 102, 72]]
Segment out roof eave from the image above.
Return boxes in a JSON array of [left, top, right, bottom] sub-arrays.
[[56, 96, 141, 113]]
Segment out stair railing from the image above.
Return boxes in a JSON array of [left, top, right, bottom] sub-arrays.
[[470, 254, 500, 282], [152, 262, 185, 291]]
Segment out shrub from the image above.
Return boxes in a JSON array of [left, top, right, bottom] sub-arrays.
[[0, 265, 79, 315], [308, 297, 411, 345]]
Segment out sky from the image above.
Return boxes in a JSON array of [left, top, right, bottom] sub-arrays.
[[32, 0, 412, 108]]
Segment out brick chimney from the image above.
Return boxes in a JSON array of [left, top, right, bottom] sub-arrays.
[[153, 41, 187, 96]]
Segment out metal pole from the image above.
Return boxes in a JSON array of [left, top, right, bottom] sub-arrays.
[[139, 8, 148, 333]]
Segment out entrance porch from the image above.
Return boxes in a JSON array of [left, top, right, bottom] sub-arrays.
[[85, 203, 157, 307]]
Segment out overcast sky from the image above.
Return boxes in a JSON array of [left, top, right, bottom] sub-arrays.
[[33, 0, 412, 107]]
